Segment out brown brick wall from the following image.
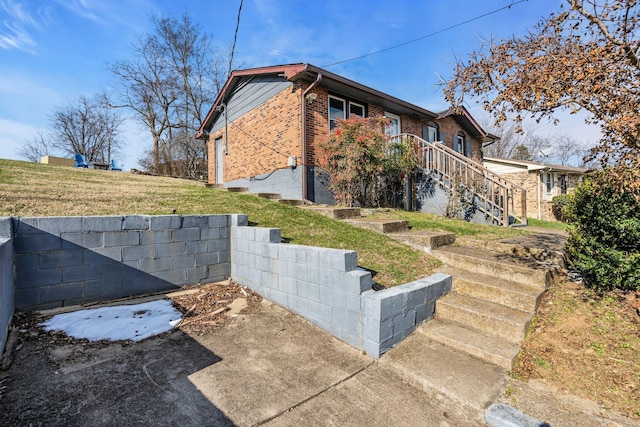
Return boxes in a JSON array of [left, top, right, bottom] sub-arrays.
[[435, 116, 483, 162], [207, 84, 303, 183]]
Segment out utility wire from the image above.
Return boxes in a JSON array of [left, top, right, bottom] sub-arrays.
[[322, 0, 528, 68], [228, 0, 244, 77]]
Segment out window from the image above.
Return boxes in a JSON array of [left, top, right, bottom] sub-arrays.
[[454, 133, 464, 154], [385, 112, 401, 136], [559, 175, 568, 194], [424, 122, 438, 142], [544, 172, 555, 200], [349, 102, 365, 118], [329, 96, 346, 130]]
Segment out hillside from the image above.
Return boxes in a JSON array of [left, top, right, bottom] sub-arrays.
[[0, 159, 438, 287]]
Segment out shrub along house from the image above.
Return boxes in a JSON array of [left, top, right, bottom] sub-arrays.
[[196, 63, 526, 226], [483, 157, 587, 221]]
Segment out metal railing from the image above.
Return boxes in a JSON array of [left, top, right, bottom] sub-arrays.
[[391, 134, 527, 226]]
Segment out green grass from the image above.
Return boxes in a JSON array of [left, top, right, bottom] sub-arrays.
[[0, 159, 439, 287], [527, 218, 569, 232]]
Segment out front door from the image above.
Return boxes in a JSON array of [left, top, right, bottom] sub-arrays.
[[215, 137, 224, 184]]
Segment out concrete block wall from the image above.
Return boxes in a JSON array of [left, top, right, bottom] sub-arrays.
[[0, 217, 14, 358], [230, 214, 452, 357], [12, 215, 231, 310]]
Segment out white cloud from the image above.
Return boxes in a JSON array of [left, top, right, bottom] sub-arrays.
[[0, 118, 43, 160], [0, 0, 43, 53]]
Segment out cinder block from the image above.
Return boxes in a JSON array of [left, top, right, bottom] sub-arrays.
[[85, 279, 123, 299], [416, 300, 435, 323], [15, 252, 38, 271], [14, 233, 62, 253], [37, 217, 83, 234], [83, 216, 123, 232], [278, 244, 298, 263], [122, 215, 149, 230], [338, 329, 361, 349], [103, 231, 140, 247], [172, 227, 200, 242], [267, 288, 288, 307], [63, 264, 103, 282], [342, 310, 362, 336], [61, 232, 103, 249], [14, 289, 39, 308], [229, 214, 248, 226], [182, 215, 209, 228], [185, 266, 208, 284], [363, 338, 380, 358], [124, 272, 160, 293], [200, 227, 220, 240], [342, 270, 373, 294], [297, 281, 320, 302], [379, 292, 406, 320], [139, 257, 172, 273], [0, 217, 12, 238], [14, 217, 39, 235], [403, 282, 428, 308], [186, 241, 208, 255], [172, 255, 195, 270], [345, 292, 362, 314], [155, 268, 186, 284], [422, 273, 452, 300], [218, 251, 230, 263], [140, 230, 171, 245], [394, 309, 417, 336], [209, 215, 230, 227], [103, 262, 137, 280], [279, 276, 298, 295], [220, 227, 230, 239], [39, 249, 84, 268], [39, 282, 85, 304], [208, 263, 230, 281], [322, 288, 346, 310], [16, 268, 62, 289], [156, 242, 186, 258], [326, 250, 357, 272], [287, 294, 309, 316], [149, 215, 182, 230], [255, 228, 281, 243], [208, 239, 230, 252], [122, 244, 156, 262], [87, 247, 122, 262], [195, 252, 219, 267], [260, 271, 278, 287]]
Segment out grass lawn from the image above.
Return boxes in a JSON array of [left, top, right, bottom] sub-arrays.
[[526, 217, 569, 232], [0, 159, 440, 287]]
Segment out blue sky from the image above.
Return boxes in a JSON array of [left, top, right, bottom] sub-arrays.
[[0, 0, 597, 169]]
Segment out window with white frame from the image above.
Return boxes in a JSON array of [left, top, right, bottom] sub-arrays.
[[427, 124, 438, 142], [385, 112, 401, 136], [349, 102, 365, 118], [329, 96, 346, 130], [544, 172, 555, 200], [455, 133, 465, 154]]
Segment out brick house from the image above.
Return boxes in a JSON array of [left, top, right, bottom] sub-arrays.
[[196, 63, 497, 204], [483, 157, 587, 221]]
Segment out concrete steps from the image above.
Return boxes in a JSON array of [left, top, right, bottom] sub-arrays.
[[417, 319, 521, 371], [379, 331, 508, 421], [387, 230, 456, 252], [226, 187, 249, 193], [437, 266, 543, 313], [305, 206, 361, 220], [343, 218, 409, 233], [432, 245, 552, 289], [436, 293, 532, 344], [256, 192, 281, 200]]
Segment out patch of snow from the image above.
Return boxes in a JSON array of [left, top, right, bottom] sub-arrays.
[[40, 299, 182, 342]]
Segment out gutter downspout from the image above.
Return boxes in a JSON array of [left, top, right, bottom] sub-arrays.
[[301, 73, 323, 203]]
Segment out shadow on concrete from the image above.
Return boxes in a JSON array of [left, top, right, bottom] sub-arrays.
[[0, 326, 236, 426]]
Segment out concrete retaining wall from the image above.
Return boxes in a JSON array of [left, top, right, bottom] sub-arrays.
[[230, 214, 451, 358], [0, 217, 14, 358], [224, 168, 302, 200], [12, 215, 231, 310]]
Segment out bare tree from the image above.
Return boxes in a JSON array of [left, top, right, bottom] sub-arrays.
[[17, 130, 55, 162], [109, 13, 233, 178], [50, 94, 123, 163], [445, 0, 640, 191], [482, 120, 552, 162]]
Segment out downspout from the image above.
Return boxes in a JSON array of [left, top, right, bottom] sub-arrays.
[[301, 73, 323, 203]]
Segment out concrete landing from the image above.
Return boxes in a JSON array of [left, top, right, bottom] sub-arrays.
[[343, 217, 409, 233], [305, 206, 361, 219], [256, 192, 281, 199], [388, 229, 456, 252]]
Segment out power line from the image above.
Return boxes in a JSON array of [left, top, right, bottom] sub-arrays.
[[228, 0, 244, 77], [322, 0, 529, 68]]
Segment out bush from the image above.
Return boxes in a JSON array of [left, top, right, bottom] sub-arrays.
[[565, 170, 640, 292], [551, 194, 570, 221]]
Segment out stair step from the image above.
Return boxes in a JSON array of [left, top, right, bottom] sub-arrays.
[[379, 331, 507, 417], [205, 183, 224, 189], [226, 187, 249, 193], [343, 218, 409, 233], [437, 293, 531, 344], [418, 319, 521, 371], [387, 230, 456, 252], [437, 267, 544, 313], [456, 235, 566, 266], [306, 206, 361, 219], [432, 246, 551, 289], [256, 192, 281, 199], [277, 199, 304, 206]]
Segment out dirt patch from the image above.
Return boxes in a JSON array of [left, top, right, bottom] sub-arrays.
[[514, 277, 640, 420]]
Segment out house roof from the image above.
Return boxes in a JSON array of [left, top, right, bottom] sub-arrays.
[[483, 157, 588, 174], [436, 106, 499, 144], [196, 63, 440, 139]]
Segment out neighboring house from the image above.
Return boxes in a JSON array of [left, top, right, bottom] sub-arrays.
[[196, 63, 496, 204], [483, 157, 587, 221]]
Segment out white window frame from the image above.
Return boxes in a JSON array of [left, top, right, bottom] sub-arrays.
[[427, 125, 438, 142], [384, 112, 401, 136], [329, 95, 346, 130], [544, 172, 555, 201], [455, 134, 464, 154], [348, 101, 365, 118]]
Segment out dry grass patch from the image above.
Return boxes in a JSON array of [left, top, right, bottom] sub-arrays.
[[515, 277, 640, 420]]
